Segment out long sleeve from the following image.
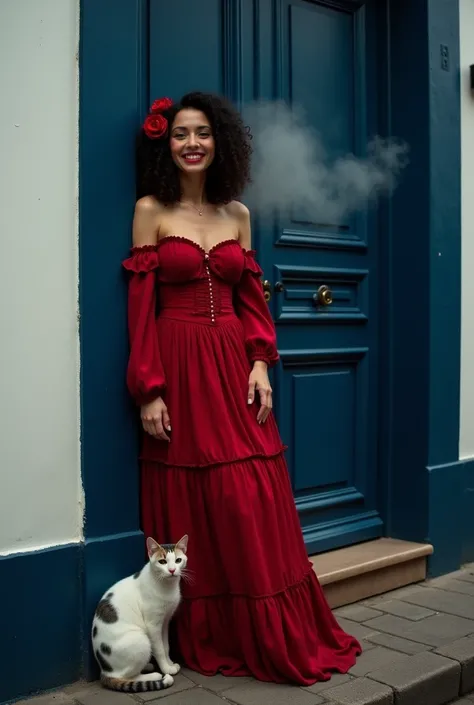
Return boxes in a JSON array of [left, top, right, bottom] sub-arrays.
[[234, 250, 279, 367], [122, 245, 166, 405]]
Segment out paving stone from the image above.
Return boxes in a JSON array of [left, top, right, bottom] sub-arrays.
[[367, 650, 460, 705], [363, 586, 426, 606], [435, 635, 474, 695], [321, 676, 393, 704], [62, 682, 102, 699], [426, 577, 474, 597], [457, 567, 474, 583], [368, 599, 435, 621], [364, 612, 474, 647], [349, 646, 409, 677], [359, 639, 377, 651], [334, 605, 384, 622], [365, 632, 431, 655], [180, 669, 252, 693], [17, 694, 76, 705], [135, 673, 196, 700], [221, 680, 324, 705], [336, 617, 380, 641], [73, 688, 138, 705], [427, 568, 474, 585], [149, 689, 225, 705], [301, 672, 352, 695], [401, 587, 474, 620]]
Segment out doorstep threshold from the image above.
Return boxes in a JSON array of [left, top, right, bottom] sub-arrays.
[[311, 537, 434, 608]]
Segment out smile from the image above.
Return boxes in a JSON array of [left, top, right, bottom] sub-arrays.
[[182, 153, 205, 164]]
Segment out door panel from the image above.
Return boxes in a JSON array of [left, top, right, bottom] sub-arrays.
[[255, 0, 382, 553], [148, 0, 383, 554], [149, 0, 224, 97], [289, 3, 354, 158]]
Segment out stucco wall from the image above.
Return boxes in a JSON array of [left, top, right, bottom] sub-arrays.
[[0, 0, 82, 553]]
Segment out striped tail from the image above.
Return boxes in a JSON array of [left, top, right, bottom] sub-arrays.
[[100, 673, 174, 692]]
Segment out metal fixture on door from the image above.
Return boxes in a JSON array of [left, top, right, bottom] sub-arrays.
[[263, 281, 333, 307]]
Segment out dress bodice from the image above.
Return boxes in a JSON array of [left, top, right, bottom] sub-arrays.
[[156, 236, 245, 285], [156, 237, 248, 325], [122, 236, 278, 406]]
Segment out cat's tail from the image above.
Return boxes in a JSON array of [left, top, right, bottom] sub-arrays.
[[100, 672, 174, 693]]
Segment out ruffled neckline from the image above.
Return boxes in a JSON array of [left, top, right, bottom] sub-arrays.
[[124, 238, 260, 276], [129, 237, 257, 258], [157, 236, 252, 256]]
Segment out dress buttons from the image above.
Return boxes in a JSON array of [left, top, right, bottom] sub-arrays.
[[204, 258, 215, 324]]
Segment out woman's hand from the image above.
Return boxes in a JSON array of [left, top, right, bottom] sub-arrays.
[[248, 361, 272, 424], [141, 397, 171, 441]]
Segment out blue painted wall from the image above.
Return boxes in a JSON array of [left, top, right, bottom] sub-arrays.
[[383, 0, 462, 576], [78, 0, 148, 675], [0, 545, 81, 703]]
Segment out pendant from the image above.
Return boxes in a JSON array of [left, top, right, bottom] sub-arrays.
[[199, 211, 203, 216]]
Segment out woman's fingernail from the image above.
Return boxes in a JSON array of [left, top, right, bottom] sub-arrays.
[[166, 426, 171, 431], [248, 398, 252, 405]]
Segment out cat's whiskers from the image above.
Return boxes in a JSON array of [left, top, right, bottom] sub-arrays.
[[180, 568, 196, 585]]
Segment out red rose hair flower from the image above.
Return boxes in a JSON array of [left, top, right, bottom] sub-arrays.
[[143, 114, 168, 139], [143, 96, 173, 140], [150, 97, 173, 114]]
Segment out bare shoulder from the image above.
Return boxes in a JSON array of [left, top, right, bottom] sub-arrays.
[[134, 195, 164, 217], [226, 200, 250, 221], [132, 196, 164, 247], [225, 201, 251, 249]]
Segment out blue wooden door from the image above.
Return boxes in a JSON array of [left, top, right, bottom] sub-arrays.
[[149, 0, 384, 554]]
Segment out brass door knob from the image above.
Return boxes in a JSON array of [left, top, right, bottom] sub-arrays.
[[262, 280, 272, 303], [314, 285, 333, 306]]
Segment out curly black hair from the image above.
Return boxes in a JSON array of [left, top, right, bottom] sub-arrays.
[[136, 92, 252, 205]]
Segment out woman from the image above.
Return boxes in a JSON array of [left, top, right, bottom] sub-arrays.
[[123, 91, 361, 685]]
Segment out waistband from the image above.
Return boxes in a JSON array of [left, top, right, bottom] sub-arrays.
[[158, 279, 236, 325]]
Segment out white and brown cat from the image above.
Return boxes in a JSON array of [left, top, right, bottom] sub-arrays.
[[91, 535, 189, 693]]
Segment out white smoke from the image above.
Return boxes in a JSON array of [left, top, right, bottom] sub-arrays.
[[243, 101, 409, 223]]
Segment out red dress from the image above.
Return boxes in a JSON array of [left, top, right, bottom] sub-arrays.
[[123, 236, 361, 686]]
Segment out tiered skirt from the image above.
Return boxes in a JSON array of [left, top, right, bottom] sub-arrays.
[[140, 314, 361, 685]]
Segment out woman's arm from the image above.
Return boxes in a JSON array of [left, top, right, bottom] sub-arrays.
[[123, 197, 171, 441], [231, 202, 278, 423]]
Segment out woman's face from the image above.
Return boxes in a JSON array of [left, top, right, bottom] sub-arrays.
[[170, 109, 215, 174]]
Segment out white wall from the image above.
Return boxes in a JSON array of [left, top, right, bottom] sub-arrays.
[[0, 0, 82, 554], [460, 0, 474, 459]]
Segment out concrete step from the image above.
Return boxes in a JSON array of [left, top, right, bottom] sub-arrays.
[[311, 537, 434, 608]]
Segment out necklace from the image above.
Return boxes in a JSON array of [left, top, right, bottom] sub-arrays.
[[183, 201, 204, 216]]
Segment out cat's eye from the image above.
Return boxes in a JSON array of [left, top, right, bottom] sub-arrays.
[[158, 559, 167, 565], [176, 558, 182, 563]]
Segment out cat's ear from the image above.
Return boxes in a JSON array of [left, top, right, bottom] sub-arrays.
[[175, 535, 189, 554], [146, 537, 161, 558]]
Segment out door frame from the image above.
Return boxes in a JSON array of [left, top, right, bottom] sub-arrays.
[[78, 0, 462, 670]]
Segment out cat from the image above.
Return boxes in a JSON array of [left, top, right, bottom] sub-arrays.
[[91, 534, 189, 693]]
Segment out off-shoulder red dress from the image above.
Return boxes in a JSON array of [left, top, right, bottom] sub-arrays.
[[123, 236, 361, 685]]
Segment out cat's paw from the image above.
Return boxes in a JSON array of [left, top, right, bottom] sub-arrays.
[[162, 674, 174, 687], [158, 662, 180, 676]]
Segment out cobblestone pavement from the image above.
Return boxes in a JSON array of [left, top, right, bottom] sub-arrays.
[[17, 566, 474, 705]]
